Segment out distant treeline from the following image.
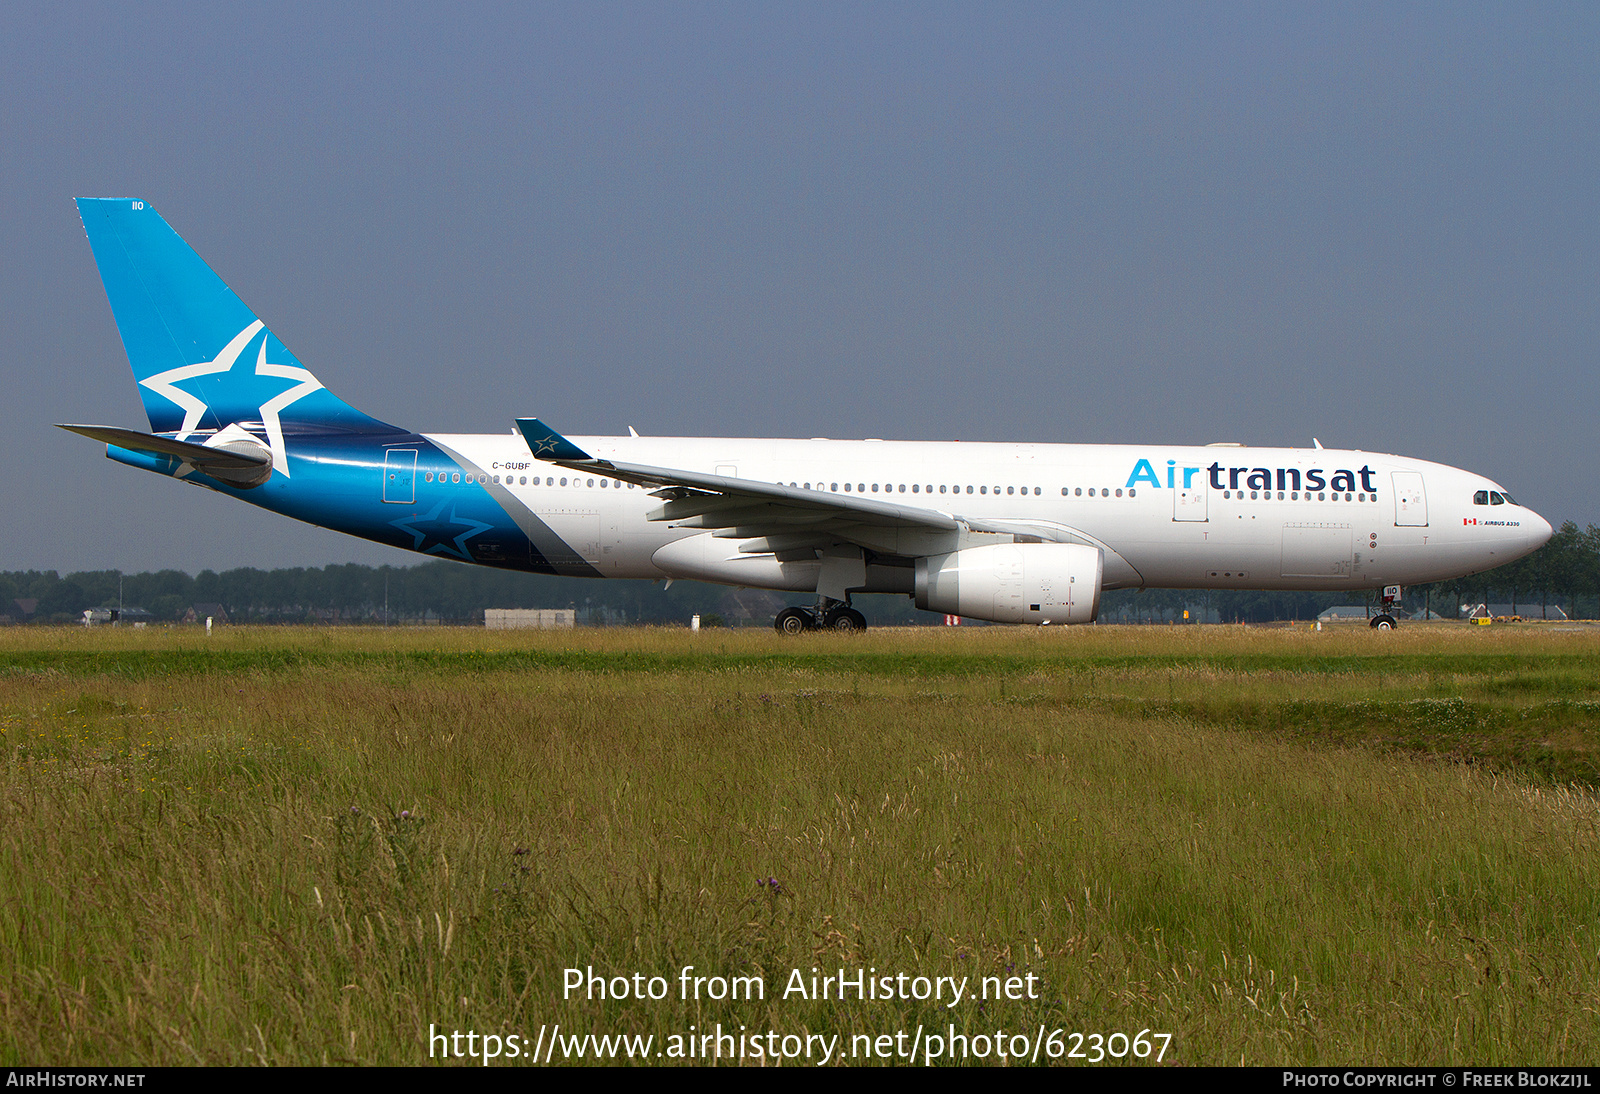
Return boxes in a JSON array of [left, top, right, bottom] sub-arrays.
[[0, 562, 816, 627], [5, 521, 1597, 626]]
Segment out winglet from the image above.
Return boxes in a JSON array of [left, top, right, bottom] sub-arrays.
[[516, 418, 594, 461]]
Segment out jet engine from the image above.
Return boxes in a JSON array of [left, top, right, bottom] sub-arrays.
[[914, 542, 1103, 625]]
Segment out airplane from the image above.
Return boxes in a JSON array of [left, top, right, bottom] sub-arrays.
[[61, 198, 1554, 632]]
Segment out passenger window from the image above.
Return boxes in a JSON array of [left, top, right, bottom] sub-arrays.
[[832, 483, 838, 491], [1089, 488, 1095, 497], [1034, 487, 1040, 495], [981, 486, 988, 494], [1116, 489, 1123, 497], [1075, 488, 1081, 496]]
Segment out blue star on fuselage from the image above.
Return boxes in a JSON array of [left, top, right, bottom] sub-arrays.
[[389, 500, 496, 560]]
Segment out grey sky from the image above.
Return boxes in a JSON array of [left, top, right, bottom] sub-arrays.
[[3, 3, 1596, 574]]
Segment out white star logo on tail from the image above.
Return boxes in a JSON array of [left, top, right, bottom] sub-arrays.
[[138, 321, 263, 441], [253, 338, 323, 478], [136, 320, 324, 479]]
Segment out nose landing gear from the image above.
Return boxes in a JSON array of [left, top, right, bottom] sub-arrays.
[[1369, 585, 1401, 630]]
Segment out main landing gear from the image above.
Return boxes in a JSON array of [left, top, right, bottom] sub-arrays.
[[773, 597, 867, 634]]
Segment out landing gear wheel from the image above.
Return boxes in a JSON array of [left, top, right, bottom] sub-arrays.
[[775, 607, 815, 635], [822, 607, 867, 632], [1370, 614, 1398, 630]]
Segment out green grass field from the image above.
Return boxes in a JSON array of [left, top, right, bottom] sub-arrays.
[[2, 623, 1598, 1066]]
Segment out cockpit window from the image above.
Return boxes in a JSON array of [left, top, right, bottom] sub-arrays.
[[1500, 491, 1516, 505], [1489, 491, 1505, 505], [1473, 490, 1488, 505]]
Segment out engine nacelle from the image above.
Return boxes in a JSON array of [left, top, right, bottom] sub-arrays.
[[914, 542, 1103, 625]]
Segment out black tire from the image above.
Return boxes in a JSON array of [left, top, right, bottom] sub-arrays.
[[823, 607, 867, 632], [1370, 614, 1398, 630], [775, 608, 813, 635]]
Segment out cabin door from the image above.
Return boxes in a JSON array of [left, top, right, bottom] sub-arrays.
[[1392, 472, 1428, 526], [383, 449, 417, 504]]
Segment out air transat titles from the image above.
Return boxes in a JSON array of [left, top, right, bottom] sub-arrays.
[[1126, 458, 1378, 494]]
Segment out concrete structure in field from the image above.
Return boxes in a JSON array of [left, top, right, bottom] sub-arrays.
[[1318, 606, 1378, 622], [484, 608, 576, 630], [1483, 603, 1569, 621]]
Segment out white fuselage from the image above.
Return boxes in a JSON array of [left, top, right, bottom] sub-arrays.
[[422, 434, 1551, 593]]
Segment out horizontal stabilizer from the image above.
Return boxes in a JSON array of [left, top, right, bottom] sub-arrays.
[[57, 424, 273, 488]]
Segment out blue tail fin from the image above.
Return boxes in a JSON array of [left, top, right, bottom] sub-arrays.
[[76, 198, 401, 448]]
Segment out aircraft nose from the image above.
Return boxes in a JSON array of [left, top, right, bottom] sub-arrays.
[[1527, 511, 1554, 549]]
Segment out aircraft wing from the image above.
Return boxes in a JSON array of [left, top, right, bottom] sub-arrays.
[[515, 418, 961, 559], [515, 418, 1145, 589]]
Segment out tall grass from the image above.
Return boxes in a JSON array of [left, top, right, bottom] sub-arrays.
[[1, 624, 1597, 1064]]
